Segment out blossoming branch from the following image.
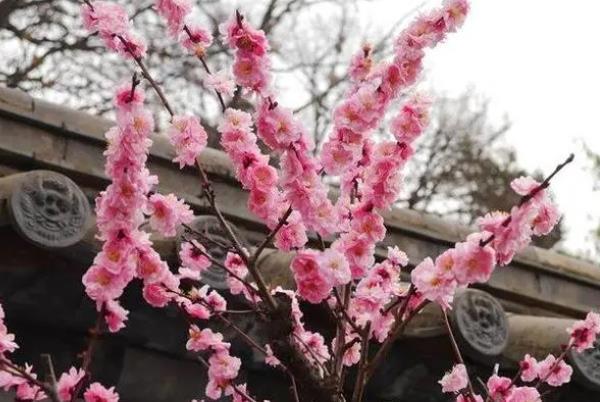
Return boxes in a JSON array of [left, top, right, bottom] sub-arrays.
[[0, 1, 596, 402]]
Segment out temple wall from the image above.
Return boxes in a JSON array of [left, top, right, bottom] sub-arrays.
[[1, 87, 599, 401]]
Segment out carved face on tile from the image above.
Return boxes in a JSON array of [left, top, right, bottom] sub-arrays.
[[9, 171, 90, 248], [570, 340, 600, 390], [451, 289, 509, 360]]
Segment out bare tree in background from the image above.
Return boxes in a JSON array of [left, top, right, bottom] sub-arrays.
[[0, 0, 562, 247], [398, 92, 563, 248], [583, 145, 600, 253], [0, 0, 368, 126]]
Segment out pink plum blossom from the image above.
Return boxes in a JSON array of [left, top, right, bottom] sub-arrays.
[[568, 311, 600, 352], [179, 241, 212, 274], [256, 99, 300, 151], [81, 1, 129, 36], [182, 24, 213, 57], [84, 382, 119, 402], [264, 345, 281, 367], [147, 193, 194, 237], [291, 250, 332, 304], [81, 1, 146, 59], [348, 44, 373, 81], [411, 257, 456, 309], [136, 246, 169, 284], [439, 363, 468, 393], [186, 326, 227, 352], [387, 246, 408, 267], [82, 264, 129, 302], [506, 386, 541, 402], [520, 354, 539, 382], [57, 367, 85, 401], [206, 349, 241, 399], [453, 234, 496, 285], [390, 94, 431, 143], [487, 375, 512, 401], [103, 300, 129, 333], [142, 283, 173, 307], [224, 252, 251, 296], [274, 211, 308, 251], [204, 71, 235, 97], [167, 115, 208, 168], [318, 248, 351, 286], [155, 0, 192, 36], [538, 354, 572, 387], [219, 13, 269, 56], [0, 324, 17, 355]]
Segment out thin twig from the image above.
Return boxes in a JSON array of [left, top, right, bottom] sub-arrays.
[[291, 332, 332, 376], [365, 292, 425, 382], [251, 205, 293, 265], [116, 35, 175, 117], [288, 371, 300, 402], [183, 24, 227, 112], [0, 357, 59, 402], [70, 313, 103, 402], [195, 163, 250, 264], [332, 287, 361, 334], [480, 153, 574, 247], [442, 309, 476, 397], [41, 354, 59, 402], [351, 324, 371, 402], [182, 235, 261, 298], [182, 223, 233, 251]]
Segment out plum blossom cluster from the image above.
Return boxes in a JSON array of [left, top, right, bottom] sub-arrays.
[[82, 82, 194, 331], [154, 2, 212, 169], [477, 177, 561, 265], [567, 310, 600, 352], [338, 95, 429, 282], [259, 102, 338, 237], [221, 15, 337, 237], [156, 0, 235, 104], [412, 175, 560, 309], [436, 312, 600, 401], [220, 11, 270, 94], [252, 7, 470, 362], [155, 0, 213, 57], [287, 95, 429, 350], [179, 285, 227, 322], [81, 1, 146, 59], [224, 252, 260, 303], [83, 82, 156, 329], [167, 115, 208, 169], [82, 1, 210, 170], [177, 240, 211, 281], [313, 0, 470, 312], [321, 0, 468, 183], [287, 20, 439, 306], [181, 291, 247, 400], [218, 108, 287, 229], [186, 326, 245, 400], [349, 247, 407, 338]]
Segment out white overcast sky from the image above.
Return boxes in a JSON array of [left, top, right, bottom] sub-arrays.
[[353, 0, 600, 258]]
